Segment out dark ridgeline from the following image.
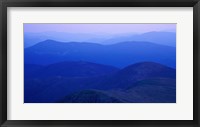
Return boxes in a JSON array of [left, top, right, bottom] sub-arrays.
[[24, 40, 176, 103]]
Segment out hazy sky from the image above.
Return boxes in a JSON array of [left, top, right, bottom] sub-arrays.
[[24, 24, 176, 34]]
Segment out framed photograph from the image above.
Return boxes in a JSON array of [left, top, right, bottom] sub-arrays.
[[0, 0, 199, 126]]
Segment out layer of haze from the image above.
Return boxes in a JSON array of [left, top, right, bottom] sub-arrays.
[[24, 24, 176, 34]]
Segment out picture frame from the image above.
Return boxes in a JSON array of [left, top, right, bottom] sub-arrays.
[[0, 0, 199, 127]]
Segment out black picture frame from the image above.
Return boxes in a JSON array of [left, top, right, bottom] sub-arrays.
[[0, 0, 200, 127]]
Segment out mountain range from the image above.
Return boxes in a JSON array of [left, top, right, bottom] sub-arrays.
[[24, 40, 176, 68], [102, 31, 176, 46], [24, 31, 176, 47], [24, 32, 176, 103], [24, 61, 176, 103]]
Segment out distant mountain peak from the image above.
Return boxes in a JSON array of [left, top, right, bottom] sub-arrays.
[[30, 39, 63, 47], [42, 39, 60, 43]]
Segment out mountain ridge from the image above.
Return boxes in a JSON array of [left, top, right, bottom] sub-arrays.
[[24, 31, 176, 47], [25, 40, 176, 68]]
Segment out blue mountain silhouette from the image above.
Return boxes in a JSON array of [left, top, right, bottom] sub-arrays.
[[25, 40, 176, 68], [24, 31, 176, 47]]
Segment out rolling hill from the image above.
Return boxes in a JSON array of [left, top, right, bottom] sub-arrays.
[[95, 62, 176, 89], [24, 62, 176, 103]]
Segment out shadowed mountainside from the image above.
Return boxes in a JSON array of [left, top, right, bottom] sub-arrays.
[[24, 61, 176, 103], [25, 61, 119, 79]]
